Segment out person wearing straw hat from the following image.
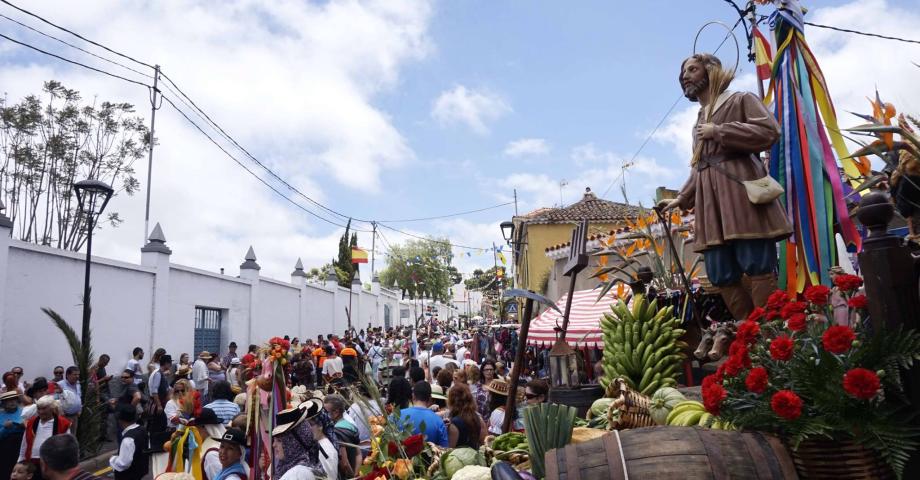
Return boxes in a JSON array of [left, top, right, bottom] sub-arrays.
[[484, 379, 524, 435], [213, 427, 248, 480], [272, 398, 325, 480], [192, 352, 211, 401], [0, 390, 25, 480]]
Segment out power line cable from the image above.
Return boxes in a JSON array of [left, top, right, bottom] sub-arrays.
[[0, 31, 150, 88], [804, 19, 920, 45], [157, 71, 367, 225], [373, 202, 513, 223], [0, 0, 155, 69], [0, 12, 153, 79], [160, 93, 374, 232], [600, 16, 744, 199], [377, 222, 491, 251]]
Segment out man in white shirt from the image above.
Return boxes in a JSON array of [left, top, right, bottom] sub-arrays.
[[428, 342, 459, 372], [109, 405, 148, 480], [125, 348, 144, 385], [455, 342, 469, 367], [19, 395, 69, 462], [322, 347, 344, 384], [192, 351, 211, 399]]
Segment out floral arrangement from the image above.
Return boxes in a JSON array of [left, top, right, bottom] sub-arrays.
[[702, 275, 920, 478]]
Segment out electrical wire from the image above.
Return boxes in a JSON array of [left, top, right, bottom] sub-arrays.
[[373, 202, 513, 223], [0, 12, 153, 79], [0, 0, 155, 69], [377, 222, 492, 251], [600, 16, 744, 200], [160, 93, 374, 232], [0, 31, 150, 88], [803, 21, 920, 45]]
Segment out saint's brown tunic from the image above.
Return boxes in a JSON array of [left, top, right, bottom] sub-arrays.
[[676, 91, 793, 253]]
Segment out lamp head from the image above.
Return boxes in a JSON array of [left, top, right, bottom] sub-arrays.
[[500, 221, 514, 244]]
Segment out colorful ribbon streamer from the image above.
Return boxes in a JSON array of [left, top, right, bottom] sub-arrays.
[[763, 5, 861, 291]]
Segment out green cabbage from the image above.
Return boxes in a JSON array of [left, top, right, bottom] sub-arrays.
[[441, 447, 487, 479], [588, 397, 615, 419]]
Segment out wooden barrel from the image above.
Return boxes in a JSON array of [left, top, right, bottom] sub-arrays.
[[547, 385, 604, 418], [545, 426, 798, 480]]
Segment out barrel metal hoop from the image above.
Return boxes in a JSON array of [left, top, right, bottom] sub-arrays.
[[741, 431, 773, 479], [607, 429, 629, 480], [697, 428, 729, 479], [564, 443, 581, 480], [545, 448, 560, 480]]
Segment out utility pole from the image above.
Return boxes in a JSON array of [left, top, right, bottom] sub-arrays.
[[513, 188, 518, 216], [143, 65, 161, 243], [370, 221, 377, 274]]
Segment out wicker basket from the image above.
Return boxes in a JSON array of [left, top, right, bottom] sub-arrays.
[[789, 437, 894, 479], [606, 377, 656, 430]]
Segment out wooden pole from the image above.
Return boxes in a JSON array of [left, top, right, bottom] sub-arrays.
[[503, 295, 535, 433]]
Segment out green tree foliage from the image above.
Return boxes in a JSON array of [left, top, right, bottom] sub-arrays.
[[0, 80, 148, 250], [331, 220, 359, 287], [464, 266, 503, 293], [379, 237, 461, 302]]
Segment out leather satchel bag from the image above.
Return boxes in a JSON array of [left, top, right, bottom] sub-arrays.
[[702, 155, 784, 205]]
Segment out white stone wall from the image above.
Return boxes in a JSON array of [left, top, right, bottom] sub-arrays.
[[0, 222, 454, 379]]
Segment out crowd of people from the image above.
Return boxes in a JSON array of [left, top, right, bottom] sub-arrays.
[[0, 321, 557, 480]]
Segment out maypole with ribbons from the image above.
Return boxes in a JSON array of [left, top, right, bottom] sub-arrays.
[[756, 0, 862, 291]]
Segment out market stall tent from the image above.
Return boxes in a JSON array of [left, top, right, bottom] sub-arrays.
[[527, 288, 628, 349]]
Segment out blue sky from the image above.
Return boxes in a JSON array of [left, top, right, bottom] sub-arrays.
[[1, 0, 918, 280]]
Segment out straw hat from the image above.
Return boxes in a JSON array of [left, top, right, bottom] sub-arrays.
[[0, 391, 20, 402], [485, 379, 524, 401], [198, 351, 212, 359], [430, 385, 447, 402], [272, 398, 323, 437], [155, 473, 196, 480]]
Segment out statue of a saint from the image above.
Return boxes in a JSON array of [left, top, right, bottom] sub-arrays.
[[661, 53, 792, 320]]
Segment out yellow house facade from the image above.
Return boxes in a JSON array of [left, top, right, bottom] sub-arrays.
[[509, 187, 640, 294]]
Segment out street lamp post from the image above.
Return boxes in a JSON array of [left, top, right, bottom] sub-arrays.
[[73, 180, 114, 351]]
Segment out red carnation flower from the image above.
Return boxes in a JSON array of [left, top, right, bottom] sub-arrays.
[[702, 373, 722, 390], [770, 335, 795, 361], [736, 321, 761, 345], [771, 390, 803, 420], [747, 307, 766, 322], [745, 367, 769, 394], [780, 301, 807, 319], [843, 368, 881, 400], [804, 285, 831, 306], [833, 274, 863, 292], [766, 290, 789, 310], [702, 382, 727, 415], [403, 433, 425, 457], [722, 354, 746, 377], [787, 313, 807, 332], [728, 339, 747, 358], [822, 325, 856, 354], [847, 294, 868, 310]]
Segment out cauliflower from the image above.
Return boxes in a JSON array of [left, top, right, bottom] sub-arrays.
[[451, 465, 492, 480]]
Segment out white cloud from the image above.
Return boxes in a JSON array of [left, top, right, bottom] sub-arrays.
[[493, 144, 676, 214], [431, 85, 511, 134], [503, 138, 549, 157], [652, 1, 920, 171], [0, 0, 434, 278]]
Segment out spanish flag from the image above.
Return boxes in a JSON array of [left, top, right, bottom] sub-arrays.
[[351, 247, 368, 264], [752, 25, 773, 81]]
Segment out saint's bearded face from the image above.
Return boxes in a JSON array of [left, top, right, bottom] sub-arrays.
[[680, 58, 709, 102]]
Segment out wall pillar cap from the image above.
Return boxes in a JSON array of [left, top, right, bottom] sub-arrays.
[[141, 223, 172, 254]]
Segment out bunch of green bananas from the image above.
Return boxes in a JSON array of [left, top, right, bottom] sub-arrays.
[[600, 294, 688, 396], [664, 400, 734, 430]]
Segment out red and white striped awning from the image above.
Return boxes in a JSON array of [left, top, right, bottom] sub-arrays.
[[526, 288, 629, 349]]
